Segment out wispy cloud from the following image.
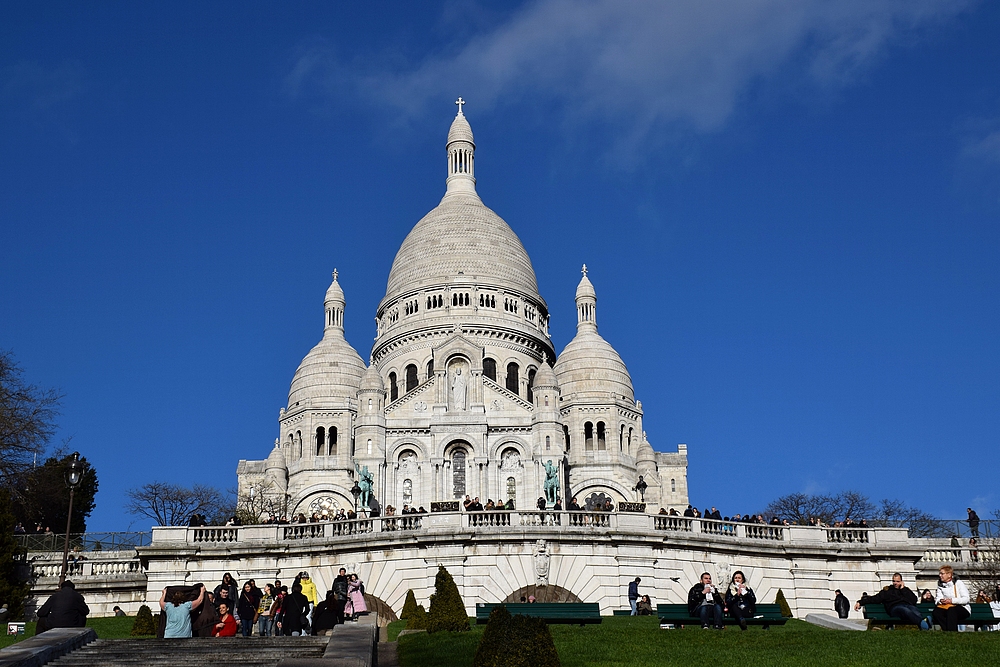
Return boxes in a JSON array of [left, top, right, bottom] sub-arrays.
[[285, 0, 968, 155], [1, 61, 85, 111]]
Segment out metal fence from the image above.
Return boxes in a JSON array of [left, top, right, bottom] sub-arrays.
[[933, 520, 999, 540], [16, 531, 152, 552]]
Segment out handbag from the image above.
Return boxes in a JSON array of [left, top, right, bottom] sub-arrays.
[[937, 582, 957, 610]]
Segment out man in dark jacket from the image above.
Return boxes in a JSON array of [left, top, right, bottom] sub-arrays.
[[688, 572, 725, 629], [35, 580, 89, 634], [968, 508, 980, 538], [854, 573, 929, 629], [628, 577, 641, 615], [834, 590, 850, 619], [332, 568, 349, 625]]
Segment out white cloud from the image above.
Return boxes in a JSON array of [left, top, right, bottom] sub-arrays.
[[287, 0, 968, 152]]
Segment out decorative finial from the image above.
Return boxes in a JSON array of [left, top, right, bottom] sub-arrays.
[[455, 97, 465, 115], [332, 268, 338, 281], [542, 352, 548, 365], [581, 264, 588, 277]]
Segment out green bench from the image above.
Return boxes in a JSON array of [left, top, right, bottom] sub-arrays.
[[476, 602, 602, 625], [862, 603, 999, 630], [657, 603, 789, 629]]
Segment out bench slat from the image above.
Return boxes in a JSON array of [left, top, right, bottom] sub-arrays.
[[475, 602, 602, 625]]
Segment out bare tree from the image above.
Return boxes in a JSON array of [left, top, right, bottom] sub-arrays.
[[763, 491, 943, 536], [0, 351, 61, 487], [871, 498, 949, 538], [125, 482, 230, 526]]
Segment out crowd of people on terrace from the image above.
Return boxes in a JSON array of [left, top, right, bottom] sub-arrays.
[[160, 569, 367, 638]]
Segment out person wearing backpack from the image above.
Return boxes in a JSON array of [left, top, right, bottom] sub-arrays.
[[332, 568, 349, 625]]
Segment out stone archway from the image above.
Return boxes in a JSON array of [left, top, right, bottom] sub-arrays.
[[502, 584, 582, 604]]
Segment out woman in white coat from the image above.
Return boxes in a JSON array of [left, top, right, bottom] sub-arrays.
[[932, 565, 970, 631]]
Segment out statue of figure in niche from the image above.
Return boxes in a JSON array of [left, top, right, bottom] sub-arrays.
[[451, 366, 467, 410]]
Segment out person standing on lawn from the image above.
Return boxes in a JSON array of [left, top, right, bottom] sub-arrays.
[[854, 573, 929, 629], [628, 577, 641, 615], [834, 590, 850, 619]]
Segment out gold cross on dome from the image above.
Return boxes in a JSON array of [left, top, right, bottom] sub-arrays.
[[455, 97, 466, 114]]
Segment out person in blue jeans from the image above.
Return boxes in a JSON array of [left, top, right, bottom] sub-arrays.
[[628, 577, 641, 615], [855, 573, 930, 630], [688, 572, 725, 629]]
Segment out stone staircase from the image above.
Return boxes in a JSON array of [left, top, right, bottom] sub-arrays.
[[46, 637, 332, 667]]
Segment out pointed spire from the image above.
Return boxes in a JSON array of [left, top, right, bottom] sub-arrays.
[[446, 98, 477, 196], [575, 264, 597, 331]]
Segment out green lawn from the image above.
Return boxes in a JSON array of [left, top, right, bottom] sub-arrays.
[[397, 616, 1000, 667], [0, 615, 146, 650]]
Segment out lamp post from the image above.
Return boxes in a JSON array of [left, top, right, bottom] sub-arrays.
[[350, 481, 362, 515], [59, 452, 83, 586], [634, 475, 647, 503]]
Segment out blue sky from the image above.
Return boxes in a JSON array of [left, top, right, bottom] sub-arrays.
[[2, 1, 998, 531]]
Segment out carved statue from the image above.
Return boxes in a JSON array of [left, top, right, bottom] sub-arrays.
[[534, 539, 550, 586], [543, 460, 560, 504], [451, 367, 467, 410], [355, 463, 374, 509]]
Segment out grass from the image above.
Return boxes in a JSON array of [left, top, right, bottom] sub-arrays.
[[0, 615, 146, 650], [387, 619, 408, 642], [397, 616, 1000, 667]]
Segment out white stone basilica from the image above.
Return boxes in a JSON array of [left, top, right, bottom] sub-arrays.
[[237, 105, 688, 520]]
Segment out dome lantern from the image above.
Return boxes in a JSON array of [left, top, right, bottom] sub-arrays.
[[575, 264, 598, 333], [445, 97, 476, 196]]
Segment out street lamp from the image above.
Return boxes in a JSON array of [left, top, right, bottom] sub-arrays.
[[60, 452, 83, 586], [350, 481, 362, 514], [634, 475, 647, 503]]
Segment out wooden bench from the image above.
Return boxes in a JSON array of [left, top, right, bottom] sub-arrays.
[[657, 603, 789, 629], [862, 603, 999, 630], [475, 602, 602, 625]]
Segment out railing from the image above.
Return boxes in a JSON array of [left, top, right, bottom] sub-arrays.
[[700, 518, 738, 537], [192, 527, 239, 543], [31, 553, 144, 580], [382, 516, 422, 531], [519, 511, 561, 527], [18, 531, 151, 553], [745, 524, 784, 541], [826, 528, 869, 544], [567, 512, 611, 528], [654, 516, 693, 532], [469, 512, 512, 527]]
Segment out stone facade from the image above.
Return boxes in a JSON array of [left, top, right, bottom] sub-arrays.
[[237, 107, 688, 519]]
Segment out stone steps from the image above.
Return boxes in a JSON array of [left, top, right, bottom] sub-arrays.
[[47, 637, 330, 667]]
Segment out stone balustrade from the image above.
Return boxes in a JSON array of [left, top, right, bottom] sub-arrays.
[[30, 551, 144, 581]]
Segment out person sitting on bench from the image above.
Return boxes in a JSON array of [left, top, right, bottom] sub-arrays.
[[688, 572, 725, 629], [854, 572, 930, 630], [725, 571, 756, 631]]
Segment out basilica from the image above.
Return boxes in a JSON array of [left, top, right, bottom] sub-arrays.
[[237, 105, 689, 519]]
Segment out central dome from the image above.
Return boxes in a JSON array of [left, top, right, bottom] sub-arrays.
[[384, 192, 540, 301]]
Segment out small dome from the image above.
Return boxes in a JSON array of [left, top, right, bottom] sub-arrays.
[[636, 440, 656, 465], [447, 112, 474, 146], [265, 443, 287, 470], [287, 336, 366, 406], [325, 270, 345, 304], [532, 356, 559, 389], [554, 331, 634, 402], [576, 270, 596, 299], [359, 363, 385, 392]]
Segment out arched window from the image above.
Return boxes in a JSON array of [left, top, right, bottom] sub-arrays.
[[452, 449, 467, 498], [483, 358, 497, 382], [526, 368, 536, 403], [405, 364, 418, 392], [296, 431, 302, 458], [368, 398, 373, 411], [627, 428, 633, 453], [563, 425, 571, 450], [402, 479, 412, 505], [545, 435, 551, 451], [316, 427, 325, 456], [671, 478, 676, 493], [329, 427, 337, 456], [597, 422, 606, 450], [367, 438, 372, 455], [426, 359, 434, 379], [544, 395, 549, 407], [584, 422, 594, 451], [619, 425, 625, 452], [507, 477, 516, 502], [506, 362, 519, 395], [452, 293, 458, 306], [389, 372, 398, 402]]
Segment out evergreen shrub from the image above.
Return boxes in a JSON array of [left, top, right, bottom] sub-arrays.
[[775, 589, 793, 618], [0, 489, 31, 620], [427, 565, 470, 633], [408, 603, 429, 630], [130, 604, 157, 636], [474, 605, 560, 667], [401, 589, 418, 620]]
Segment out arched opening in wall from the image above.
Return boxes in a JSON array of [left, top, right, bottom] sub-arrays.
[[451, 447, 468, 499], [389, 373, 398, 402], [526, 368, 536, 403], [483, 358, 497, 382], [426, 359, 434, 380], [362, 594, 399, 627], [506, 362, 519, 395], [627, 428, 633, 454], [597, 422, 606, 451], [296, 431, 302, 458], [316, 427, 325, 456], [502, 585, 582, 604], [402, 479, 412, 505], [405, 364, 418, 392], [329, 427, 338, 456], [584, 422, 594, 451], [563, 425, 571, 450], [619, 424, 625, 452], [506, 477, 516, 503], [671, 478, 676, 493], [545, 435, 551, 451]]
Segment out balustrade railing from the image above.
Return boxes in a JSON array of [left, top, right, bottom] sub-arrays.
[[826, 528, 870, 544], [654, 516, 693, 532], [31, 554, 144, 580], [700, 518, 738, 537], [744, 524, 784, 541], [469, 512, 512, 527], [519, 511, 561, 527], [192, 527, 239, 543]]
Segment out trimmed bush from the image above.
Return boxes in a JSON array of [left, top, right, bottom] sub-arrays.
[[775, 589, 793, 618], [130, 604, 157, 636], [408, 603, 429, 630], [474, 605, 560, 667], [427, 564, 470, 633], [401, 589, 418, 620]]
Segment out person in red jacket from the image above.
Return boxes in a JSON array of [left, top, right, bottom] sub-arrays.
[[213, 601, 238, 637]]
